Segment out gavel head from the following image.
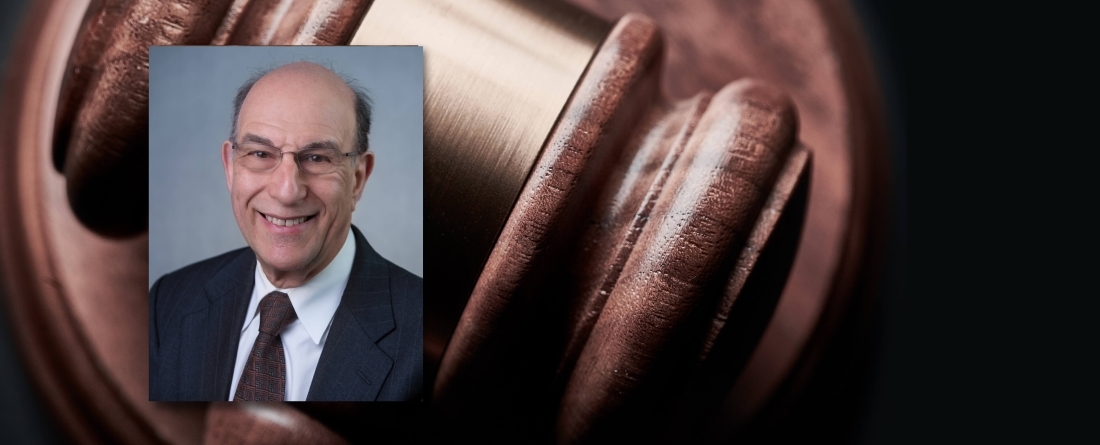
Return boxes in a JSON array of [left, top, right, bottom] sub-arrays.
[[1, 0, 888, 443]]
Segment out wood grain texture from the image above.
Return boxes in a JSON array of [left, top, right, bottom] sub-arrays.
[[350, 0, 609, 383], [555, 93, 711, 383], [52, 0, 371, 238], [53, 0, 235, 237], [202, 404, 348, 445], [557, 79, 798, 445], [665, 144, 811, 443], [212, 0, 372, 45], [429, 13, 809, 444], [429, 14, 660, 437], [568, 0, 889, 432]]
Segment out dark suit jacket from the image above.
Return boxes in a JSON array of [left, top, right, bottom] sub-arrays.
[[149, 226, 422, 401]]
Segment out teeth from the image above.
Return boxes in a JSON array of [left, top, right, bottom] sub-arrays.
[[265, 215, 308, 227]]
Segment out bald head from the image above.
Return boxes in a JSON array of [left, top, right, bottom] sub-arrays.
[[231, 62, 373, 154]]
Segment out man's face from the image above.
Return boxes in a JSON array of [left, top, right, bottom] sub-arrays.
[[222, 63, 373, 286]]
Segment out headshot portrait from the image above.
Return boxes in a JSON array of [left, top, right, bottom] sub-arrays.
[[147, 46, 423, 402]]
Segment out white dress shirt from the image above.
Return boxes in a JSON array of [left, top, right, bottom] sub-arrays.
[[229, 231, 355, 401]]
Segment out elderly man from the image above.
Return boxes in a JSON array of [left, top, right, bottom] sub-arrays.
[[149, 62, 422, 401]]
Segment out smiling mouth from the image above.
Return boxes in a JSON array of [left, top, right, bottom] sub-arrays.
[[260, 212, 317, 227]]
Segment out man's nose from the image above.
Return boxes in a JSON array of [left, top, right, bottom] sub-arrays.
[[269, 152, 307, 204]]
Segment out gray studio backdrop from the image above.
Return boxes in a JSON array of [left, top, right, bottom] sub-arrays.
[[149, 46, 424, 284]]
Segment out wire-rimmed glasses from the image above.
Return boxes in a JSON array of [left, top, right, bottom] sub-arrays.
[[231, 141, 358, 175]]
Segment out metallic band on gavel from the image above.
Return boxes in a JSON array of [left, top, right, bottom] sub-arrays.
[[352, 0, 610, 377]]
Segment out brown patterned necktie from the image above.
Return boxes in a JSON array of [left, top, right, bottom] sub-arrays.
[[233, 291, 298, 401]]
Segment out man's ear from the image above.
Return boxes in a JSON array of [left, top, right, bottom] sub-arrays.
[[351, 150, 374, 208], [222, 140, 234, 191]]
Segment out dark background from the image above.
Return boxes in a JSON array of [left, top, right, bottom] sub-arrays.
[[843, 1, 1090, 444], [0, 0, 1087, 443]]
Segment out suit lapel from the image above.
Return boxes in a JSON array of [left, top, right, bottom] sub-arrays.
[[307, 227, 396, 401], [179, 249, 255, 401]]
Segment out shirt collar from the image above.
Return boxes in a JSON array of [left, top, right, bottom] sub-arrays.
[[246, 230, 356, 344]]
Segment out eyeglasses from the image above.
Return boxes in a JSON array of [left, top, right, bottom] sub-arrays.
[[232, 142, 358, 175]]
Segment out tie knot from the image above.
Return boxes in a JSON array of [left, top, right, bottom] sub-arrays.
[[258, 291, 297, 335]]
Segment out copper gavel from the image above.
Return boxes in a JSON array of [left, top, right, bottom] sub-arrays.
[[0, 0, 888, 443]]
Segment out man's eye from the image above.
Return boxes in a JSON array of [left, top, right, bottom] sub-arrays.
[[303, 154, 333, 164], [249, 150, 273, 159]]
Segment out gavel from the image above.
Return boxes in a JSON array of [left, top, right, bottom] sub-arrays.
[[0, 0, 888, 443]]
